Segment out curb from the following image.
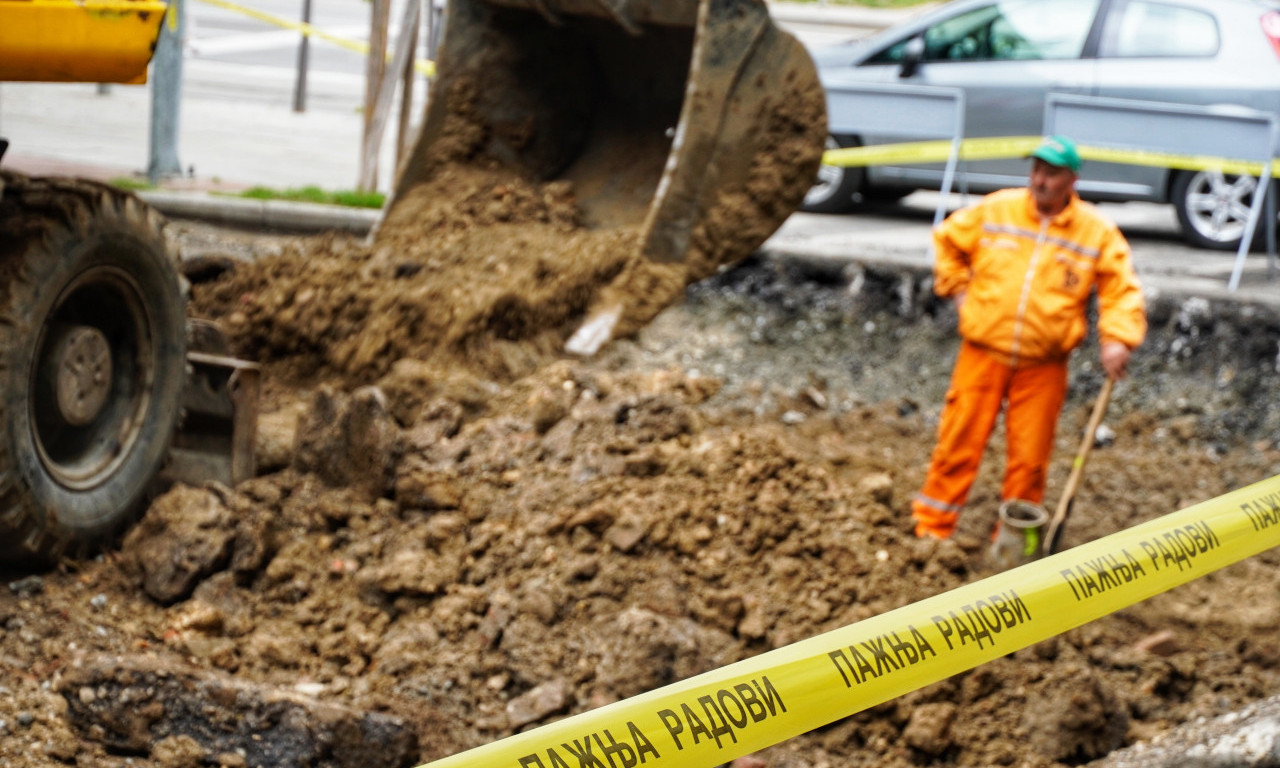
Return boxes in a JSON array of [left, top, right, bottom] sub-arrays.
[[760, 241, 1280, 309], [140, 190, 379, 234]]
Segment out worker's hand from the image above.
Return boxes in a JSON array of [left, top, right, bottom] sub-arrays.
[[1100, 341, 1131, 380], [953, 290, 966, 311]]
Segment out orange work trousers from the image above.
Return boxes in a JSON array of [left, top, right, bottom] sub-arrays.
[[912, 340, 1068, 539]]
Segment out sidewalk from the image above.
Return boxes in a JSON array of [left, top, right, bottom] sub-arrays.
[[0, 75, 389, 193]]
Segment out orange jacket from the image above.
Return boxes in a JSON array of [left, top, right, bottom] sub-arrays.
[[933, 188, 1146, 364]]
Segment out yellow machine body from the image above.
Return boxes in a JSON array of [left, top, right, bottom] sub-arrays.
[[0, 0, 167, 84]]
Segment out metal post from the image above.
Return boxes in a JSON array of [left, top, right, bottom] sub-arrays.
[[363, 0, 419, 193], [1268, 177, 1277, 281], [293, 0, 312, 113], [1228, 161, 1271, 292], [395, 0, 420, 167], [148, 0, 185, 183], [934, 93, 966, 227], [358, 0, 391, 191], [428, 0, 441, 59]]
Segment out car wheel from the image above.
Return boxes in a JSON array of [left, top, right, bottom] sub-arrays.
[[800, 135, 865, 214], [1172, 169, 1275, 251], [864, 186, 913, 204]]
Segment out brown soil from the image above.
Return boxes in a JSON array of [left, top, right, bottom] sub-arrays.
[[3, 161, 1280, 768]]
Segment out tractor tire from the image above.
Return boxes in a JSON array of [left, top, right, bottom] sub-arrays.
[[0, 172, 186, 568]]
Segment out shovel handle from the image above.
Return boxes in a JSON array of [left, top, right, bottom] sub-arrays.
[[1045, 377, 1115, 555]]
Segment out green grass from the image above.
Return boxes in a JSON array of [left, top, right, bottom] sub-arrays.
[[802, 0, 935, 5], [110, 177, 385, 209], [236, 185, 386, 209], [109, 177, 156, 192]]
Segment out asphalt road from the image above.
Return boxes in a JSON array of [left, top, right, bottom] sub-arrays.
[[764, 192, 1279, 307]]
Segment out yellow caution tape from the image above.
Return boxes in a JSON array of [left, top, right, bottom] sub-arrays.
[[824, 136, 1280, 178], [824, 136, 1041, 168], [193, 0, 436, 78], [1078, 145, 1280, 178], [417, 472, 1280, 768]]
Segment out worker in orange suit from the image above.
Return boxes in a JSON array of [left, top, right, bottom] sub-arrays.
[[911, 135, 1147, 540]]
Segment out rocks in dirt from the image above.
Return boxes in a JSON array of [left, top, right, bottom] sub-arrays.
[[394, 460, 462, 512], [1134, 629, 1181, 657], [294, 386, 402, 501], [58, 653, 418, 768], [855, 471, 895, 506], [256, 404, 305, 472], [1022, 664, 1129, 762], [904, 701, 958, 756], [122, 486, 238, 604], [1089, 693, 1280, 768], [7, 574, 43, 596], [602, 513, 649, 553], [123, 485, 277, 604], [358, 543, 463, 598], [505, 679, 571, 729], [588, 607, 741, 702]]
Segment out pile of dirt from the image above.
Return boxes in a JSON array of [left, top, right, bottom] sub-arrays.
[[3, 162, 1280, 768], [192, 163, 640, 385]]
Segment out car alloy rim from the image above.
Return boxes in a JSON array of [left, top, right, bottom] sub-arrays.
[[1185, 170, 1257, 244], [804, 136, 844, 206], [805, 164, 845, 205]]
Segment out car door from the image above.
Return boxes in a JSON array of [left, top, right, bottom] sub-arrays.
[[856, 0, 1107, 193], [1088, 0, 1279, 200]]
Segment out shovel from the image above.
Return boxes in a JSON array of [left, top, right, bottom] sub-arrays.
[[1043, 376, 1115, 556]]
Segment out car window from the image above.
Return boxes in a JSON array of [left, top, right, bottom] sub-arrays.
[[866, 0, 1100, 64], [1107, 1, 1219, 57]]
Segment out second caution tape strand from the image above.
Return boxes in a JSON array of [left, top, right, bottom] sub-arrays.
[[191, 0, 436, 77]]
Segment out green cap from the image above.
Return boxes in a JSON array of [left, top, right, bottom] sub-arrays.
[[1029, 134, 1081, 172]]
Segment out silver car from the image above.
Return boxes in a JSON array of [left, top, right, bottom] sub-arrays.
[[803, 0, 1280, 250]]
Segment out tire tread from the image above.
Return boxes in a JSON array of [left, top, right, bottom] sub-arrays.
[[0, 170, 182, 568]]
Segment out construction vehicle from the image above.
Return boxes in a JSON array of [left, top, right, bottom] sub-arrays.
[[0, 0, 824, 566], [0, 0, 258, 567]]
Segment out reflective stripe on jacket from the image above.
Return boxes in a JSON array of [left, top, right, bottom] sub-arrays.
[[933, 187, 1146, 364]]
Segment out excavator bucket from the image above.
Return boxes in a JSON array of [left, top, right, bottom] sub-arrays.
[[386, 0, 826, 352]]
